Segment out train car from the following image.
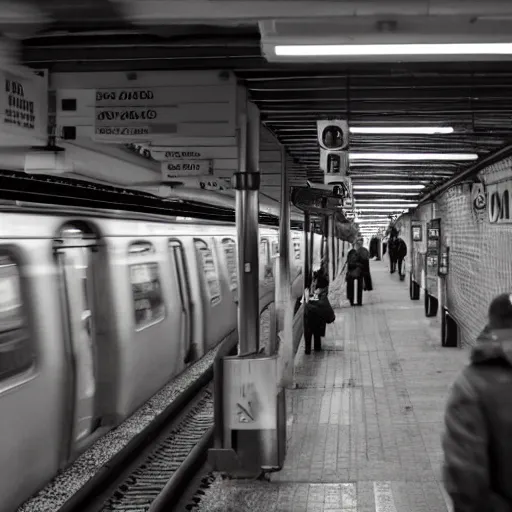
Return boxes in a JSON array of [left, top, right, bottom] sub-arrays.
[[0, 200, 344, 512]]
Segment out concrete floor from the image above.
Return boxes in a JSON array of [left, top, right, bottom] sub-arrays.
[[191, 261, 467, 511]]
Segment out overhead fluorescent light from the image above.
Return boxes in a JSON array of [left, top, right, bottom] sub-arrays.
[[353, 191, 420, 196], [350, 126, 453, 135], [349, 152, 477, 161], [275, 43, 512, 57], [359, 198, 418, 202], [355, 203, 418, 208], [358, 208, 409, 212], [354, 184, 425, 190]]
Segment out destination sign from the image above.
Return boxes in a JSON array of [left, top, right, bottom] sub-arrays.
[[161, 159, 213, 177]]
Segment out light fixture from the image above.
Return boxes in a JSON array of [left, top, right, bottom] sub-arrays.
[[349, 152, 477, 161], [350, 126, 453, 135], [355, 203, 418, 208], [353, 191, 420, 196], [275, 43, 512, 57], [353, 184, 425, 190], [358, 208, 409, 212], [358, 198, 418, 202]]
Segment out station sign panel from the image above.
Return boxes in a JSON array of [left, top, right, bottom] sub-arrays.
[[161, 159, 213, 178], [317, 119, 349, 151], [0, 67, 47, 146], [52, 70, 237, 143], [425, 218, 441, 296], [95, 89, 177, 141], [161, 174, 230, 191]]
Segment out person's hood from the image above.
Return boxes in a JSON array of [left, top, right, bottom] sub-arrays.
[[471, 328, 512, 365]]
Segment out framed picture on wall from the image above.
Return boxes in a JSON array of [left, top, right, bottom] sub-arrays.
[[412, 225, 423, 242]]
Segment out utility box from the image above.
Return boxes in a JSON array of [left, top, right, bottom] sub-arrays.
[[208, 354, 287, 476]]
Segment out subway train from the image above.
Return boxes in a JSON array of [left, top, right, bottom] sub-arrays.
[[0, 199, 345, 511]]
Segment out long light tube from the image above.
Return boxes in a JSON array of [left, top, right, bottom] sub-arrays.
[[358, 208, 409, 212], [350, 126, 453, 134], [356, 202, 418, 208], [354, 184, 425, 190], [358, 198, 418, 202], [349, 152, 477, 161], [353, 191, 420, 196], [275, 43, 512, 57]]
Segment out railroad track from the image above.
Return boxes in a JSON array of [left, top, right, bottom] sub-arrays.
[[99, 387, 214, 512], [57, 363, 221, 512]]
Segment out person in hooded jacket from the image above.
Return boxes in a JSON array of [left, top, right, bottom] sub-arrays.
[[387, 228, 399, 273], [395, 236, 407, 279], [304, 271, 335, 354], [345, 238, 368, 306], [442, 293, 512, 512]]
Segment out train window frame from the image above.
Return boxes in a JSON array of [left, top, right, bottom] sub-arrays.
[[128, 241, 166, 332], [193, 238, 222, 306], [0, 245, 36, 386], [168, 239, 192, 307], [221, 237, 238, 292]]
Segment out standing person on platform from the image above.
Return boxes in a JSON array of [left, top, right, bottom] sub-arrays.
[[442, 293, 512, 512], [395, 236, 408, 280], [304, 272, 335, 354], [345, 238, 368, 306], [387, 228, 399, 274]]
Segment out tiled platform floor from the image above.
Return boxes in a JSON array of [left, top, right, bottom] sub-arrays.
[[193, 261, 468, 511]]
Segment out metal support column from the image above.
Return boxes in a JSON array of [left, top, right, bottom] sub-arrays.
[[277, 146, 293, 388], [234, 100, 260, 356], [304, 213, 311, 290]]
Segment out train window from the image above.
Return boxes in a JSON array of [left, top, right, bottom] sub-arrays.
[[271, 241, 279, 255], [194, 239, 221, 306], [0, 252, 33, 381], [128, 242, 165, 330], [221, 238, 237, 291]]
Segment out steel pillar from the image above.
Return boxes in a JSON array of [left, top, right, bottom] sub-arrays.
[[235, 99, 260, 356], [276, 146, 293, 388], [304, 213, 311, 290]]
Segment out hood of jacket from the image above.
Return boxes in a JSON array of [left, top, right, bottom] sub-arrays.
[[471, 327, 512, 366]]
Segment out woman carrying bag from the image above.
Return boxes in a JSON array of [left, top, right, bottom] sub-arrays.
[[304, 271, 336, 354]]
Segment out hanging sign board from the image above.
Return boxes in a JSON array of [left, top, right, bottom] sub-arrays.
[[316, 119, 349, 151], [425, 219, 441, 297], [94, 88, 178, 141], [411, 224, 423, 242], [161, 174, 230, 191], [0, 68, 47, 144], [161, 159, 213, 177]]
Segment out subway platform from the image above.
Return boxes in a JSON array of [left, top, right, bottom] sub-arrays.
[[192, 261, 467, 512]]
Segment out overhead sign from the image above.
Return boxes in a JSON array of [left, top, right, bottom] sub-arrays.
[[0, 68, 47, 143], [94, 88, 178, 141], [488, 180, 512, 224], [150, 146, 237, 161], [321, 150, 349, 175], [161, 174, 230, 191], [161, 159, 213, 178], [317, 119, 349, 151]]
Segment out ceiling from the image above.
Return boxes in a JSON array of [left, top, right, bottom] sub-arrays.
[[13, 0, 512, 228]]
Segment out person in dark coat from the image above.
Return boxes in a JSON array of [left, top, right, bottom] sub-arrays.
[[345, 238, 368, 306], [395, 236, 407, 278], [387, 228, 399, 274], [443, 293, 512, 511], [369, 237, 380, 261], [304, 273, 335, 354]]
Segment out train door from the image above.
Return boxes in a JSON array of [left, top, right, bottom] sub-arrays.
[[54, 223, 100, 459], [169, 240, 194, 363]]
